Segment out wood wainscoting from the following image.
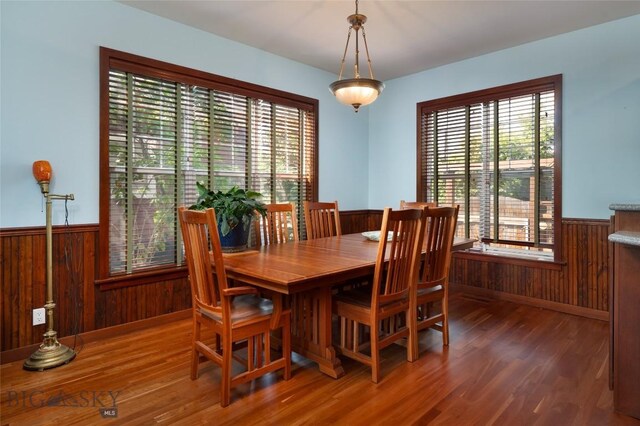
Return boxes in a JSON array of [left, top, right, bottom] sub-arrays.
[[339, 209, 384, 235], [0, 214, 609, 356], [340, 213, 611, 320], [0, 225, 191, 353], [449, 218, 611, 320], [0, 211, 379, 354]]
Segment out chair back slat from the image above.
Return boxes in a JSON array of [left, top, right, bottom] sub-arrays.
[[303, 201, 341, 239], [255, 203, 299, 246], [178, 207, 229, 312], [372, 208, 426, 307], [400, 200, 437, 210], [421, 206, 460, 288]]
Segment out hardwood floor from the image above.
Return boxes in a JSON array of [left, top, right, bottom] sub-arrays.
[[2, 294, 638, 425]]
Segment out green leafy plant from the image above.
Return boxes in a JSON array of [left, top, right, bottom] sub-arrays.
[[190, 182, 267, 237]]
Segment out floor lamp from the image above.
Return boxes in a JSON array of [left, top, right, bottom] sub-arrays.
[[24, 160, 76, 371]]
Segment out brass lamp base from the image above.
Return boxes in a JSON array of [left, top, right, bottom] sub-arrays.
[[23, 340, 76, 371]]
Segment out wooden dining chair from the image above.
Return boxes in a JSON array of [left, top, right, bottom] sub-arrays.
[[410, 205, 459, 360], [303, 200, 341, 239], [333, 207, 427, 383], [178, 207, 291, 407], [254, 203, 299, 246], [400, 200, 437, 210]]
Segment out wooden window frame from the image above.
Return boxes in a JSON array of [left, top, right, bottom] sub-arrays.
[[416, 75, 562, 263], [97, 47, 319, 288]]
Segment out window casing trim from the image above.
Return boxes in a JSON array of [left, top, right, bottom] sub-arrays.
[[105, 49, 317, 112], [416, 75, 562, 262], [99, 47, 319, 283]]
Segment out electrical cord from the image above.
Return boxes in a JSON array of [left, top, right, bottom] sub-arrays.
[[63, 197, 84, 355]]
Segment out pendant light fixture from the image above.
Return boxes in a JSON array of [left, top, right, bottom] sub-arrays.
[[329, 0, 384, 112]]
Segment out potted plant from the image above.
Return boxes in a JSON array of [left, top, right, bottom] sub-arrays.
[[190, 182, 266, 252]]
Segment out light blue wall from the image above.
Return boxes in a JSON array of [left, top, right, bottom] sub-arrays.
[[2, 3, 639, 227], [368, 14, 640, 219], [0, 0, 369, 228]]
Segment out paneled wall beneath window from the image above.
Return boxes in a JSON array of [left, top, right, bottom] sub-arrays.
[[0, 215, 609, 353], [0, 225, 191, 353], [339, 212, 611, 318], [449, 218, 611, 318]]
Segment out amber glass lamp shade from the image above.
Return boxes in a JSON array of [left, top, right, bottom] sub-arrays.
[[33, 160, 52, 184]]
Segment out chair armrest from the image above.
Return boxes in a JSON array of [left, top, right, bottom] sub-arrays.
[[222, 286, 259, 297]]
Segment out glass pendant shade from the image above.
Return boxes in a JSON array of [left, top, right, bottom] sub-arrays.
[[330, 78, 384, 111], [33, 160, 52, 183]]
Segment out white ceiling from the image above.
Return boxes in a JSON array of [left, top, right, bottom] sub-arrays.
[[120, 1, 640, 81]]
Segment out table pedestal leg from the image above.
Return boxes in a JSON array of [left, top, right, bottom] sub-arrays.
[[290, 287, 344, 378]]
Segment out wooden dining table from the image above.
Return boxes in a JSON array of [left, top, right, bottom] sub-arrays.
[[223, 233, 475, 378]]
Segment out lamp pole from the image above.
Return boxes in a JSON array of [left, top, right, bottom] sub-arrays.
[[24, 164, 76, 371]]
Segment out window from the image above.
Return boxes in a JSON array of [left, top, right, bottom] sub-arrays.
[[99, 48, 318, 280], [417, 75, 562, 261]]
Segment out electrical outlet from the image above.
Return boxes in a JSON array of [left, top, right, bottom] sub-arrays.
[[33, 308, 46, 326]]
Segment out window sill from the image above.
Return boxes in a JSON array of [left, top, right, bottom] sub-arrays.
[[95, 266, 188, 291], [453, 249, 565, 271]]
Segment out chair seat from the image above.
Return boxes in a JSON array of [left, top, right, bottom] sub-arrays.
[[201, 295, 273, 324], [417, 285, 444, 300], [334, 287, 409, 315], [334, 286, 372, 307]]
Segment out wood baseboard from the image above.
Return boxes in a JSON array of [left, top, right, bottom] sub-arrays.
[[452, 284, 609, 321], [1, 309, 191, 365]]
